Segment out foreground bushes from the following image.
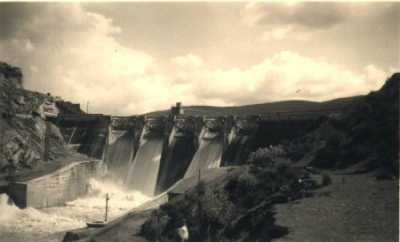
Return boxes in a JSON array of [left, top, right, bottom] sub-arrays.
[[140, 160, 305, 242]]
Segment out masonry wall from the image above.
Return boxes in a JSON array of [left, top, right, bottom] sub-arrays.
[[8, 160, 103, 208]]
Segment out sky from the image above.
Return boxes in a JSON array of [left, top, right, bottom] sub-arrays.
[[0, 2, 398, 115]]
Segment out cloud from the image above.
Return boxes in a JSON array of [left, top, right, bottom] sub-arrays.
[[0, 3, 391, 115], [243, 2, 349, 29], [172, 54, 204, 68], [242, 2, 396, 41], [0, 4, 157, 114], [172, 51, 389, 106]]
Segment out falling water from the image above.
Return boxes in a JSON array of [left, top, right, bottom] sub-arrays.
[[0, 179, 150, 242], [184, 128, 223, 178], [105, 129, 136, 180], [125, 135, 164, 196], [156, 126, 196, 194]]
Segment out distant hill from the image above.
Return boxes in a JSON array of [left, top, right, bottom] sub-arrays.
[[147, 96, 363, 117]]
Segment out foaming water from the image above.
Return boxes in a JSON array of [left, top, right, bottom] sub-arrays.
[[0, 179, 150, 242]]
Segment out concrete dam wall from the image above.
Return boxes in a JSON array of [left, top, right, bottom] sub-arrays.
[[155, 117, 197, 194], [223, 116, 259, 166], [184, 117, 226, 179], [8, 160, 103, 208], [54, 112, 327, 197]]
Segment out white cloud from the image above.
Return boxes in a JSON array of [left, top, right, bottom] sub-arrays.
[[260, 26, 310, 41], [242, 2, 396, 42], [364, 64, 389, 87], [1, 4, 157, 114], [0, 3, 391, 115], [171, 54, 204, 68], [243, 2, 349, 29], [175, 51, 388, 106]]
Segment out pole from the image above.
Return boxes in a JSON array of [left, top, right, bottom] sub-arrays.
[[43, 121, 50, 161], [105, 193, 109, 222], [86, 101, 89, 114]]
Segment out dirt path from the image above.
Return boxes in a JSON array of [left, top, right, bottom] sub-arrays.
[[273, 173, 398, 242]]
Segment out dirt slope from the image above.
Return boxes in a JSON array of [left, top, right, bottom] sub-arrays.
[[273, 172, 398, 242]]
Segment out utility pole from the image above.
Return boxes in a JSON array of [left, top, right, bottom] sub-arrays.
[[104, 193, 109, 222], [86, 101, 89, 114]]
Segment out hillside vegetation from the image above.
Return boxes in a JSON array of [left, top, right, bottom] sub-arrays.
[[274, 73, 399, 177], [140, 73, 398, 242], [147, 97, 362, 117]]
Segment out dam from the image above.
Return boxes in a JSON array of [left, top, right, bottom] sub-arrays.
[[0, 101, 343, 242]]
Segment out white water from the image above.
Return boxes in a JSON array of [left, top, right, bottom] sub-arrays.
[[0, 179, 150, 242]]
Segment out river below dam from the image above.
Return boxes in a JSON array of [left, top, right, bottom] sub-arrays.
[[0, 178, 150, 242]]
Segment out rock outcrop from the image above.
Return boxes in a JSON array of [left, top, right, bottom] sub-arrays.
[[0, 62, 71, 175]]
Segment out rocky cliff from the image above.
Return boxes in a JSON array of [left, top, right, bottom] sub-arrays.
[[0, 62, 81, 177]]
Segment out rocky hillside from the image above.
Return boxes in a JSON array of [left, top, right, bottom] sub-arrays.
[[0, 62, 81, 177]]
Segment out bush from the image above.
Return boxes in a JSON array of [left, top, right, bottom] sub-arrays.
[[247, 145, 290, 168]]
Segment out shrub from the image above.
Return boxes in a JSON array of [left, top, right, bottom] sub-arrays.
[[247, 145, 290, 168]]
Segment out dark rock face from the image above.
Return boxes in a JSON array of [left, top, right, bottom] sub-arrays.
[[0, 62, 70, 174], [0, 62, 23, 89]]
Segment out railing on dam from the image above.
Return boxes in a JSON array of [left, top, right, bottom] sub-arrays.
[[54, 106, 348, 127]]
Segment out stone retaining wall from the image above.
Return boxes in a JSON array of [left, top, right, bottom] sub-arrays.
[[8, 160, 103, 208]]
